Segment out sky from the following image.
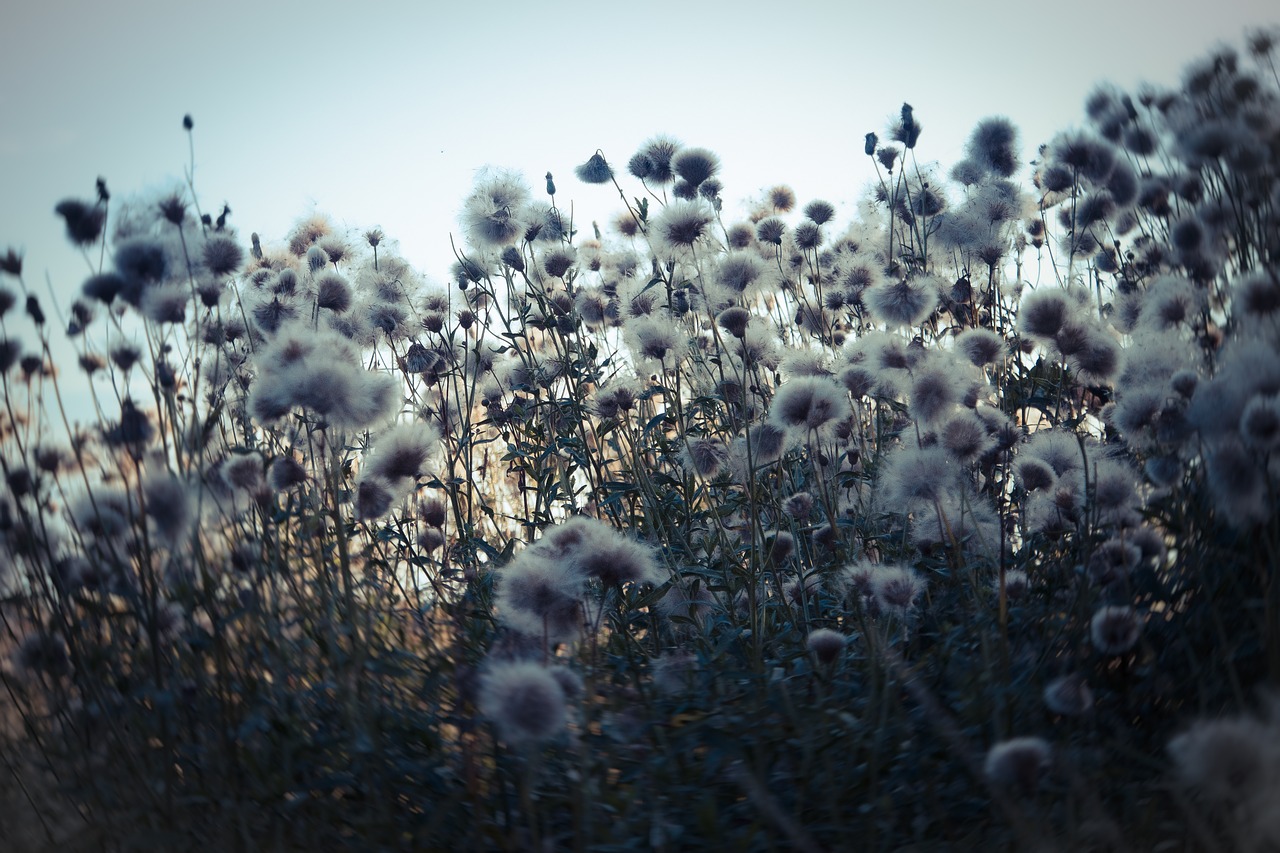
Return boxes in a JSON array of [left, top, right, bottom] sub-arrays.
[[0, 0, 1275, 416]]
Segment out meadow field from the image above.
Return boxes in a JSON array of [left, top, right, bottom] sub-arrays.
[[2, 32, 1279, 851]]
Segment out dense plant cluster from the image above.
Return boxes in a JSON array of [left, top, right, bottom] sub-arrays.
[[2, 32, 1279, 851]]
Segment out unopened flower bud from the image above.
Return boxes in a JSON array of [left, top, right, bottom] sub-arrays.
[[25, 295, 44, 326]]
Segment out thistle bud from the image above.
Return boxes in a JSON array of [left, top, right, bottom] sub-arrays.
[[0, 248, 21, 277], [864, 132, 878, 156], [899, 103, 921, 149], [500, 246, 525, 272], [25, 295, 44, 326]]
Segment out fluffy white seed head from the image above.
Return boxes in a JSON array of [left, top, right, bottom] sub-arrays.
[[479, 661, 568, 745]]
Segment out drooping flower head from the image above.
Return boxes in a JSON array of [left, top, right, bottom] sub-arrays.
[[575, 151, 613, 184]]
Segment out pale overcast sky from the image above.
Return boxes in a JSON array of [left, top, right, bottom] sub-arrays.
[[0, 0, 1274, 317]]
